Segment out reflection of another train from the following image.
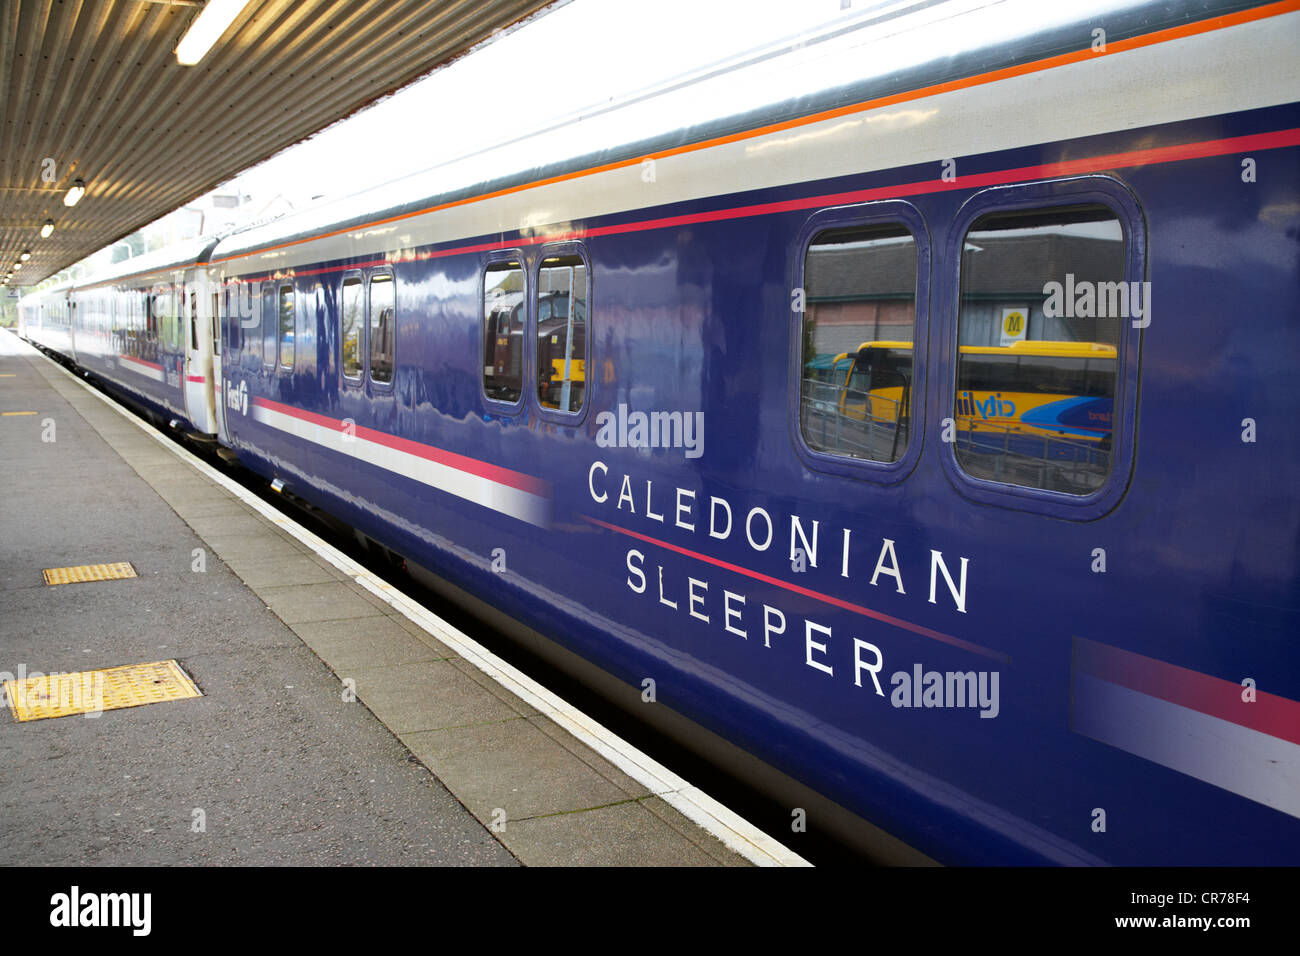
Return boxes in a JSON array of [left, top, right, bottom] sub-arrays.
[[483, 289, 525, 403], [484, 255, 586, 411], [803, 340, 1115, 493], [536, 289, 586, 412]]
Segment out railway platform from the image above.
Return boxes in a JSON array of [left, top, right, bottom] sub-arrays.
[[0, 329, 788, 866]]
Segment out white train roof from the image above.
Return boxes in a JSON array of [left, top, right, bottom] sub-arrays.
[[72, 235, 223, 289], [210, 0, 1155, 263]]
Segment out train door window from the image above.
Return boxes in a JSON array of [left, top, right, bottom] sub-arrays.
[[168, 287, 180, 352], [278, 283, 294, 370], [536, 253, 587, 414], [799, 222, 917, 464], [954, 203, 1124, 496], [230, 284, 246, 354], [172, 286, 182, 359], [368, 272, 394, 385], [145, 290, 155, 355], [140, 291, 151, 358], [483, 259, 525, 404], [262, 283, 276, 369], [341, 276, 363, 381], [145, 291, 156, 359], [227, 284, 247, 358], [212, 291, 220, 356], [225, 287, 235, 353], [190, 291, 199, 351]]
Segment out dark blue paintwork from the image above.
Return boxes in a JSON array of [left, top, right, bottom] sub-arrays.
[[209, 99, 1300, 865]]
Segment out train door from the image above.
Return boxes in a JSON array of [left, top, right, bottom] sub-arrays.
[[211, 283, 230, 444], [183, 273, 217, 434]]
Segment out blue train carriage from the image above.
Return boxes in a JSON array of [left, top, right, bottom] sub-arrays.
[[56, 237, 224, 437], [18, 280, 75, 356], [204, 0, 1296, 864]]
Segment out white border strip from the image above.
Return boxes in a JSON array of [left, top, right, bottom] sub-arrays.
[[1073, 674, 1300, 820], [119, 354, 165, 383], [251, 400, 552, 528], [21, 332, 808, 867]]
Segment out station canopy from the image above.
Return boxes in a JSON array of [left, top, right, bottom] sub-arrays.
[[1, 0, 558, 286]]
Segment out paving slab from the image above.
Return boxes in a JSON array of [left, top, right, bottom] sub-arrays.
[[228, 554, 342, 588], [252, 581, 391, 625], [500, 798, 732, 867], [295, 616, 451, 672], [529, 715, 652, 798], [347, 660, 522, 732], [399, 717, 638, 820]]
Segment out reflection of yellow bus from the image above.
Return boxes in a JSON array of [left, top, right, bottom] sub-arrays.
[[836, 341, 913, 425], [837, 339, 1117, 451]]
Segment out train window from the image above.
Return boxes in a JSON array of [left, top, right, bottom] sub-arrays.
[[247, 284, 258, 356], [140, 291, 151, 358], [954, 204, 1123, 495], [262, 284, 276, 368], [190, 291, 199, 352], [341, 276, 363, 381], [278, 283, 295, 370], [170, 287, 181, 358], [144, 292, 156, 359], [225, 286, 240, 353], [799, 223, 917, 464], [232, 284, 253, 357], [222, 290, 233, 356], [536, 254, 587, 414], [368, 273, 394, 385], [147, 293, 155, 353], [483, 260, 525, 404]]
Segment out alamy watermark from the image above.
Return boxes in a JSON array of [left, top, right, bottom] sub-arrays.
[[0, 664, 104, 717], [595, 403, 704, 459], [1042, 273, 1151, 329], [889, 663, 999, 718], [50, 886, 150, 936]]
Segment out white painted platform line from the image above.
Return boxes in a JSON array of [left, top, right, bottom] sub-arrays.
[[21, 332, 809, 868]]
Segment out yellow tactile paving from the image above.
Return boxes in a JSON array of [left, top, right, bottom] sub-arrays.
[[4, 660, 201, 722], [2, 410, 37, 416], [42, 562, 137, 585]]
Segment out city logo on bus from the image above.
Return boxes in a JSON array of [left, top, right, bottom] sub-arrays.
[[957, 391, 1016, 420]]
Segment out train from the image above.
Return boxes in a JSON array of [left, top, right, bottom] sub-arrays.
[[19, 0, 1300, 865]]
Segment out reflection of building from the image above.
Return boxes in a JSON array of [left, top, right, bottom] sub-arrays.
[[804, 233, 1125, 357], [958, 234, 1124, 346], [805, 240, 914, 357]]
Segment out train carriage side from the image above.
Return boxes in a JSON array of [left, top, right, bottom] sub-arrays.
[[209, 0, 1299, 865], [65, 238, 222, 435], [19, 282, 75, 358]]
